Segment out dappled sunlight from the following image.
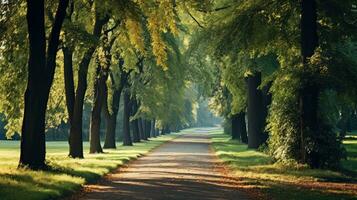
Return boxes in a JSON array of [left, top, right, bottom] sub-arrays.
[[0, 134, 179, 200], [77, 131, 250, 200], [211, 131, 357, 199]]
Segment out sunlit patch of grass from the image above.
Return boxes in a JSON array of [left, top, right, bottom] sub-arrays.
[[0, 133, 180, 200], [210, 131, 357, 200]]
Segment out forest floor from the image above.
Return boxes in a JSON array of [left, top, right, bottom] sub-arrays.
[[66, 128, 250, 200], [0, 133, 181, 200], [211, 130, 357, 200]]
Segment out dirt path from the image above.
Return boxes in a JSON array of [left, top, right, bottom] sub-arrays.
[[74, 128, 250, 200]]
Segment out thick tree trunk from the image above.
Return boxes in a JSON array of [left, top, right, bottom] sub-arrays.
[[299, 0, 319, 166], [247, 72, 265, 149], [123, 89, 133, 146], [231, 114, 240, 140], [145, 120, 151, 139], [231, 112, 247, 142], [67, 13, 108, 158], [103, 113, 117, 148], [19, 0, 68, 169], [103, 86, 121, 149]]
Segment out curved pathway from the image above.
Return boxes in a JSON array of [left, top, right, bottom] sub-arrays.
[[75, 128, 249, 200]]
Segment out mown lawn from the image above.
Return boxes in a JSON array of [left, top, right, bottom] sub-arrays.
[[210, 130, 357, 200], [0, 132, 183, 200]]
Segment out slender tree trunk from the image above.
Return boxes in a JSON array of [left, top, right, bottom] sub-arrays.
[[89, 59, 108, 154], [131, 101, 141, 143], [19, 0, 68, 169], [123, 89, 133, 146], [247, 72, 265, 149], [151, 120, 156, 137], [240, 112, 248, 144], [132, 119, 141, 142], [63, 47, 84, 157], [67, 13, 108, 158], [299, 0, 319, 166], [139, 118, 147, 140]]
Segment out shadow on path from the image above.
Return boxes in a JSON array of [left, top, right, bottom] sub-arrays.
[[73, 130, 249, 200]]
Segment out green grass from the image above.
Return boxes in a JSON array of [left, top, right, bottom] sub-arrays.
[[0, 132, 183, 200], [210, 130, 357, 200]]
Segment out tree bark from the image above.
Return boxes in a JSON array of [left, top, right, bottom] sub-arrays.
[[103, 85, 120, 149], [231, 112, 247, 142], [299, 0, 319, 167], [247, 72, 265, 149], [67, 12, 108, 158], [123, 89, 133, 146], [89, 58, 108, 154], [145, 120, 151, 139], [131, 101, 141, 143], [19, 0, 68, 169], [103, 59, 129, 148], [240, 112, 248, 144], [139, 118, 147, 140], [150, 119, 156, 137]]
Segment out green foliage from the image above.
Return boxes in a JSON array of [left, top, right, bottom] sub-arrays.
[[267, 68, 301, 164]]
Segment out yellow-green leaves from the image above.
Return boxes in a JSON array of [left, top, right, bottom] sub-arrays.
[[125, 18, 145, 54]]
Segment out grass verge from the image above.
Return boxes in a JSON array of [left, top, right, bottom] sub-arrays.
[[210, 130, 357, 200], [0, 132, 182, 200]]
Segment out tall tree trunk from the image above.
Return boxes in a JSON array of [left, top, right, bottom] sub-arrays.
[[132, 119, 141, 142], [145, 120, 151, 139], [67, 12, 108, 158], [131, 101, 141, 143], [240, 112, 248, 144], [123, 89, 133, 146], [231, 112, 247, 142], [103, 59, 129, 148], [89, 59, 108, 154], [19, 0, 68, 169], [103, 86, 120, 148], [247, 72, 265, 149], [139, 118, 147, 140], [63, 47, 83, 157], [299, 0, 319, 166], [151, 120, 156, 137]]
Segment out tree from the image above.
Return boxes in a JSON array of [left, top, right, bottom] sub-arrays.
[[246, 71, 265, 148], [19, 0, 69, 169], [65, 3, 108, 158], [122, 88, 133, 146]]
